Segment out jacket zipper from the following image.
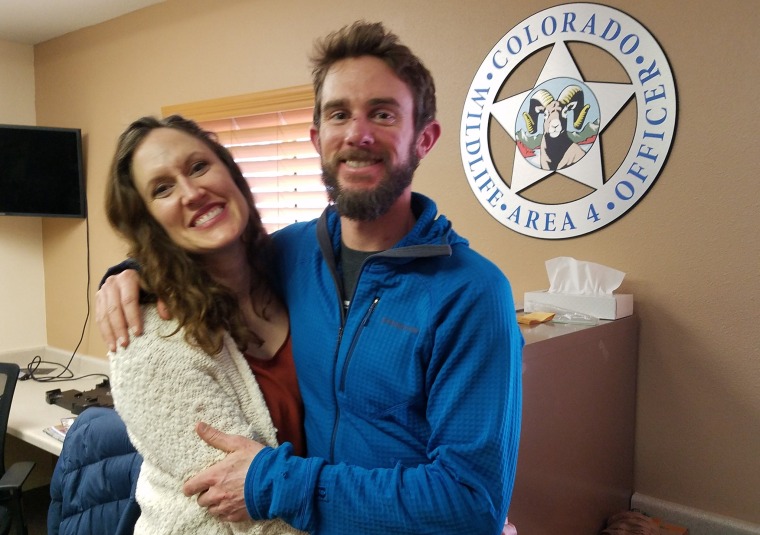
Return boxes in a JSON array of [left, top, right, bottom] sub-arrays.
[[328, 323, 344, 463], [329, 296, 380, 461], [339, 297, 380, 392]]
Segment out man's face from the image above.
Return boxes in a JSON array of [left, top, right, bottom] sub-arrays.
[[310, 56, 421, 221]]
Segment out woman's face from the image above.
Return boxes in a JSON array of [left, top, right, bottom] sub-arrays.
[[130, 127, 250, 256]]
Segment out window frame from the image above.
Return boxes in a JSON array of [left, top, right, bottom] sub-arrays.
[[162, 84, 314, 122]]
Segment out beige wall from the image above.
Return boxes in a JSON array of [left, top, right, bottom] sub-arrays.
[[28, 0, 760, 525], [0, 39, 47, 350]]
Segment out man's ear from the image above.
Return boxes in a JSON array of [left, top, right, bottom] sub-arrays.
[[415, 119, 441, 159], [310, 124, 322, 155]]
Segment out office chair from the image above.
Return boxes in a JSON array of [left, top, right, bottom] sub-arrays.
[[0, 363, 35, 535]]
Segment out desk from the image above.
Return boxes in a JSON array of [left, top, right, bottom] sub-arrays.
[[510, 315, 639, 534], [0, 347, 110, 456]]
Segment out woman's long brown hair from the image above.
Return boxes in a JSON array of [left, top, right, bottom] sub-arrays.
[[106, 115, 274, 355]]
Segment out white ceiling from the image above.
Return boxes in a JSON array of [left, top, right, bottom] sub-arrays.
[[0, 0, 165, 45]]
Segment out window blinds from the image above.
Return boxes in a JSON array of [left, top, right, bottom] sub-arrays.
[[163, 86, 328, 233]]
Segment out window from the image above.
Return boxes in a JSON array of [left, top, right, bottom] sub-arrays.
[[162, 85, 327, 233]]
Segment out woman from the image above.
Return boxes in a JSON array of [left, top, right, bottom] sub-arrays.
[[105, 115, 305, 534]]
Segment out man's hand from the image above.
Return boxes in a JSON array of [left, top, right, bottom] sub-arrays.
[[95, 269, 170, 351], [183, 422, 266, 522], [96, 269, 142, 351]]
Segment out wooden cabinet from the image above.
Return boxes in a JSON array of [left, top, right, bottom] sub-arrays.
[[509, 316, 639, 534]]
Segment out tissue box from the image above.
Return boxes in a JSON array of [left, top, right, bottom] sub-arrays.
[[523, 290, 633, 320]]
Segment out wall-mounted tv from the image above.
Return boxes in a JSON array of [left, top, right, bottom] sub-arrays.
[[0, 124, 86, 218]]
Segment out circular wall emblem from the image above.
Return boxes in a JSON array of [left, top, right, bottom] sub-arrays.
[[460, 3, 677, 239]]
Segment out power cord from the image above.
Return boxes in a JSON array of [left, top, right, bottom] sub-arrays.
[[22, 211, 110, 384]]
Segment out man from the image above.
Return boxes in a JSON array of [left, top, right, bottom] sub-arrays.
[[98, 21, 522, 534]]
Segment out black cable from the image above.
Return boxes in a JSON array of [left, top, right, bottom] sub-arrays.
[[24, 212, 110, 384]]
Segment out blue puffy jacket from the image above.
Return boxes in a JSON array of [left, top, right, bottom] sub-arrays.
[[48, 407, 142, 535]]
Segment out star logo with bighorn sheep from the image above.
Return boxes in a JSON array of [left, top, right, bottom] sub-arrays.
[[460, 4, 677, 239], [491, 40, 634, 194]]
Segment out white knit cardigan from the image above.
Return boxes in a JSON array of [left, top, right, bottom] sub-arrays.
[[109, 306, 304, 535]]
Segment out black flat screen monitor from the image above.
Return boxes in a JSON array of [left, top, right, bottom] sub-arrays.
[[0, 124, 86, 218]]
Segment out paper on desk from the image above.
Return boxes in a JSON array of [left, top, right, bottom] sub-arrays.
[[546, 257, 625, 296], [517, 312, 555, 325]]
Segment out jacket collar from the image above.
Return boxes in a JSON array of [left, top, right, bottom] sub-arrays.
[[316, 193, 466, 263]]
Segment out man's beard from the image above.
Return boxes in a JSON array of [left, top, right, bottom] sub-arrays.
[[321, 147, 419, 221]]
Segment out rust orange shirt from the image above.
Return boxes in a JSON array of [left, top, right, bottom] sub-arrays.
[[245, 335, 306, 457]]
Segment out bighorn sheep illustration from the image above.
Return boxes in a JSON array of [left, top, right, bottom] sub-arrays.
[[523, 85, 591, 171]]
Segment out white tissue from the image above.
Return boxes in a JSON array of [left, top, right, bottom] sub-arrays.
[[546, 257, 625, 296]]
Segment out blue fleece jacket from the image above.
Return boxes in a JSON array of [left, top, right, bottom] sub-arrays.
[[245, 193, 523, 534]]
